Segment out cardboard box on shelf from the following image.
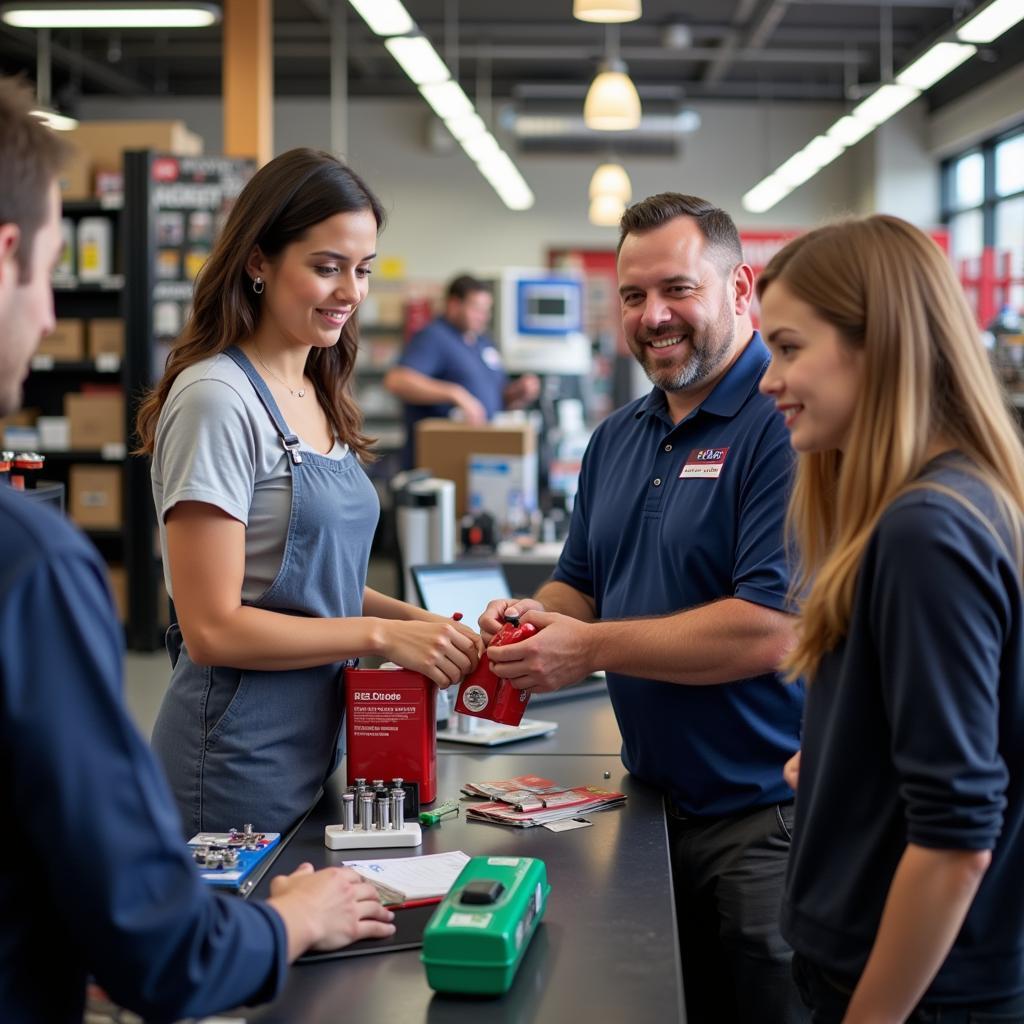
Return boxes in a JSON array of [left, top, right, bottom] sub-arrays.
[[414, 420, 537, 516], [58, 143, 93, 201], [87, 318, 125, 359], [36, 415, 70, 450], [64, 392, 124, 449], [37, 319, 85, 361], [70, 465, 122, 529], [106, 564, 127, 622], [68, 120, 203, 176]]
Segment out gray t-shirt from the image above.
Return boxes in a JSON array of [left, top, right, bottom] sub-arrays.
[[152, 353, 350, 603]]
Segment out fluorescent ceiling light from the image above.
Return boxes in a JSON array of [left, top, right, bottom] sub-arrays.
[[826, 114, 875, 147], [384, 35, 450, 86], [418, 80, 474, 121], [364, 3, 533, 212], [573, 0, 642, 24], [957, 0, 1024, 43], [588, 162, 632, 202], [461, 131, 501, 164], [851, 83, 920, 127], [476, 151, 535, 211], [1, 2, 220, 27], [741, 176, 791, 214], [897, 41, 977, 90], [444, 111, 487, 142], [31, 106, 77, 130], [589, 193, 626, 226], [801, 135, 844, 169], [774, 150, 821, 189], [347, 0, 413, 37]]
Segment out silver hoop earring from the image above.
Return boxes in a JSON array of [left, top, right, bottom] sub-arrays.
[[252, 276, 264, 295]]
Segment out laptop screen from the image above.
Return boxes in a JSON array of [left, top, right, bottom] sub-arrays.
[[410, 562, 511, 632]]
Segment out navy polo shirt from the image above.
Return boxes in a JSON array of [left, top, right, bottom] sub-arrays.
[[553, 332, 801, 817], [399, 316, 507, 464], [0, 488, 285, 1022], [783, 454, 1024, 1001]]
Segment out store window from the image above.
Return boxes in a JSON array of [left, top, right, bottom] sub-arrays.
[[942, 125, 1024, 320]]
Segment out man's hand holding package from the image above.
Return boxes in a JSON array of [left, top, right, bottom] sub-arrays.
[[484, 608, 593, 693]]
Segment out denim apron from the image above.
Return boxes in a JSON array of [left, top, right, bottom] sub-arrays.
[[151, 346, 379, 835]]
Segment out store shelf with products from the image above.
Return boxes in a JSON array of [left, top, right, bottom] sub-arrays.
[[5, 149, 254, 650]]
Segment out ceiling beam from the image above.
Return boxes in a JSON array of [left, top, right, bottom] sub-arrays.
[[703, 0, 790, 86], [0, 25, 145, 95]]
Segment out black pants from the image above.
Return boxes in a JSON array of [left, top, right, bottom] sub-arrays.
[[667, 801, 808, 1024], [793, 953, 1024, 1024]]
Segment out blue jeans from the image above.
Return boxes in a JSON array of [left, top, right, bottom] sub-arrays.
[[667, 800, 808, 1024], [793, 952, 1024, 1023]]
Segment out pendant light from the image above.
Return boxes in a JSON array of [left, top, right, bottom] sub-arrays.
[[584, 26, 641, 131], [588, 161, 631, 203], [573, 0, 641, 23], [589, 193, 625, 227]]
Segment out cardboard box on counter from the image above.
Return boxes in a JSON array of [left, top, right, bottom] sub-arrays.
[[70, 465, 122, 529], [64, 392, 124, 449], [414, 419, 537, 515], [37, 319, 85, 361]]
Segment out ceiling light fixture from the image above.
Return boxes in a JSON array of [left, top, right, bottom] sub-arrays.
[[31, 106, 77, 129], [347, 0, 413, 37], [956, 0, 1024, 44], [589, 192, 626, 227], [0, 2, 220, 29], [896, 40, 977, 90], [584, 60, 642, 130], [573, 0, 641, 24], [348, 0, 533, 211], [588, 162, 631, 203], [383, 35, 450, 86], [742, 1, 1020, 214]]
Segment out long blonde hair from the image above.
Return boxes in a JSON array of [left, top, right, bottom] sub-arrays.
[[757, 215, 1024, 681]]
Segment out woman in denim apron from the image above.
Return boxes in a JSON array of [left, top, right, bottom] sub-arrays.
[[136, 150, 481, 836]]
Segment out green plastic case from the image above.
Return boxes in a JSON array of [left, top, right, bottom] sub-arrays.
[[421, 855, 550, 995]]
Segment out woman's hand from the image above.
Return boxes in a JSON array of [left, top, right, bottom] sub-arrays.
[[381, 619, 481, 687]]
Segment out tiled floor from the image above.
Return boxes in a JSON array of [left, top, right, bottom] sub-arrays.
[[123, 555, 401, 737]]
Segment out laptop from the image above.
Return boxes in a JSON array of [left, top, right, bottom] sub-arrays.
[[409, 561, 607, 704]]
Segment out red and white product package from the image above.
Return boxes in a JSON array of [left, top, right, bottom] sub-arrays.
[[345, 667, 437, 803], [454, 617, 539, 726]]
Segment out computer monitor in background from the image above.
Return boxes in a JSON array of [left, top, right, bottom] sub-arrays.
[[410, 562, 511, 632]]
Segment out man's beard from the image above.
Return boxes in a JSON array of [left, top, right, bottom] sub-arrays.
[[634, 302, 735, 393]]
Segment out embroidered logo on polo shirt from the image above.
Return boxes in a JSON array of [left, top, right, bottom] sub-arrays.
[[680, 447, 730, 479]]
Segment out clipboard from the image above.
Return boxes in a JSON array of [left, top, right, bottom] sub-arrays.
[[296, 903, 438, 962]]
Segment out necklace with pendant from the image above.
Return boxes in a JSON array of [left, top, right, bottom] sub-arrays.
[[253, 345, 306, 398]]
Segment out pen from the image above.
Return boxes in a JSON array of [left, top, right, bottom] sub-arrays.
[[394, 896, 444, 910]]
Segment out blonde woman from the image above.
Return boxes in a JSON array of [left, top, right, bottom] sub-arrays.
[[758, 215, 1024, 1023]]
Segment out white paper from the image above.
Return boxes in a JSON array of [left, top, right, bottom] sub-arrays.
[[343, 850, 470, 903]]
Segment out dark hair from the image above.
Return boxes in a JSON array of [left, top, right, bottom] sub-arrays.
[[618, 192, 742, 269], [136, 148, 386, 460], [446, 274, 490, 302], [0, 75, 69, 281]]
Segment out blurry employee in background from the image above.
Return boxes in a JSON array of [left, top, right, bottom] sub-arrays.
[[0, 75, 394, 1024], [384, 273, 540, 466]]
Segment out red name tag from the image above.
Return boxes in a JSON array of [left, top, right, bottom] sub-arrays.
[[680, 447, 730, 479]]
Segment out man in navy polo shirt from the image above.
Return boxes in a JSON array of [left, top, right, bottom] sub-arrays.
[[385, 273, 539, 466], [483, 194, 804, 1023]]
